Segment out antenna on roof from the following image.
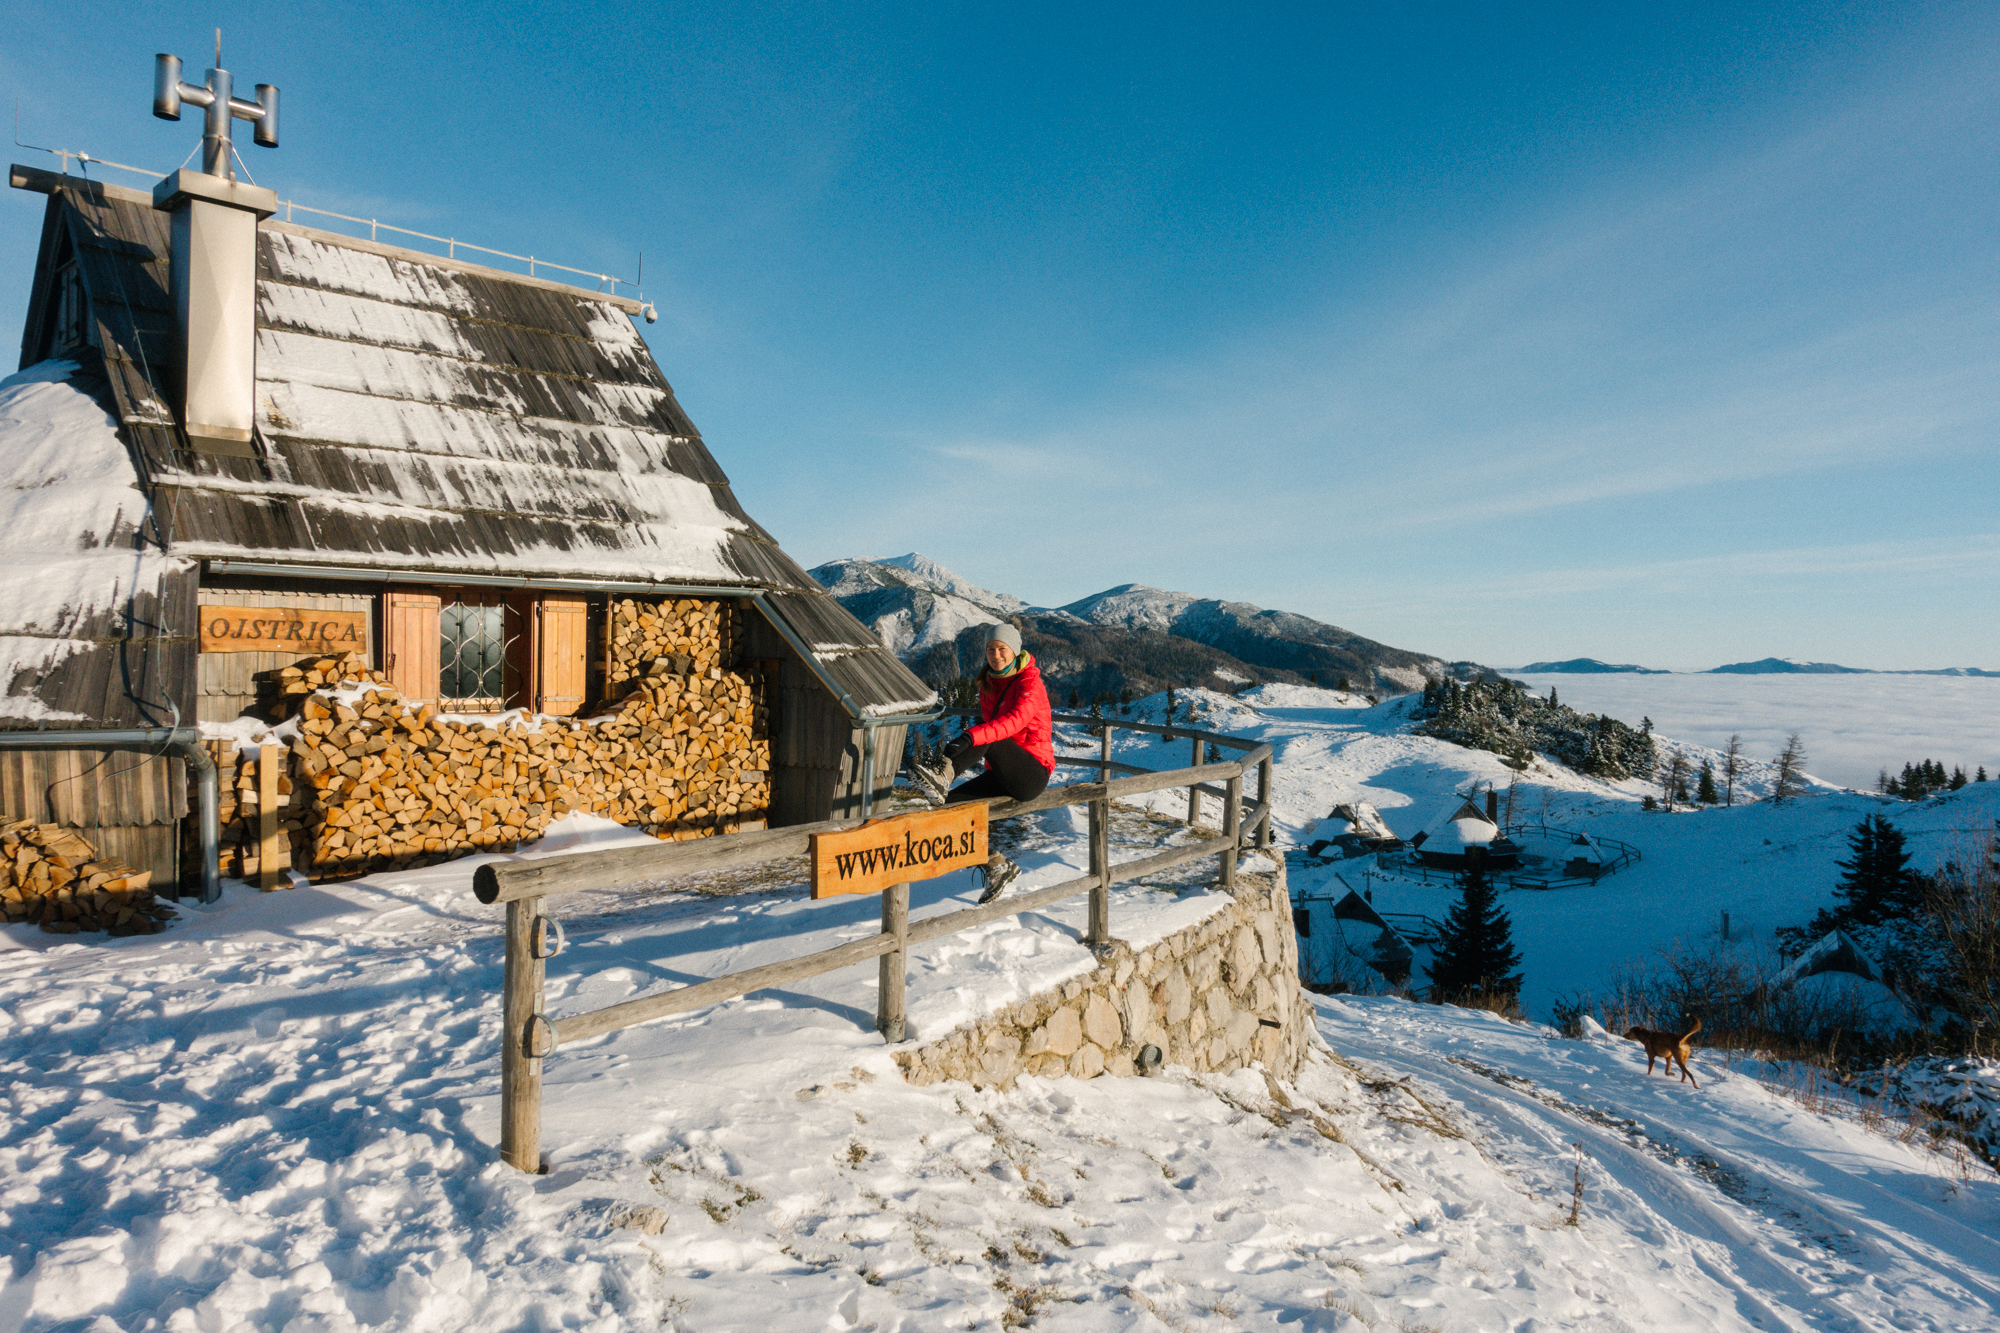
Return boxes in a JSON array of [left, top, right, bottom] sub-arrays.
[[152, 36, 278, 180]]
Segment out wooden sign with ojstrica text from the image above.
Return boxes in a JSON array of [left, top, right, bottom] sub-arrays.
[[811, 804, 988, 899], [199, 606, 368, 654]]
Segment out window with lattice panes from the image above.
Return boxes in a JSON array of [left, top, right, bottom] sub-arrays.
[[438, 592, 522, 712]]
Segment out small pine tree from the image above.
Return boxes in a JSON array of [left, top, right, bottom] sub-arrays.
[[1337, 675, 1352, 694], [1772, 734, 1807, 805], [1979, 766, 1990, 783], [1822, 814, 1921, 929], [1722, 734, 1743, 806], [1951, 766, 1968, 791], [1425, 861, 1523, 1002], [1697, 758, 1719, 805], [1065, 688, 1080, 710], [1548, 686, 1559, 710]]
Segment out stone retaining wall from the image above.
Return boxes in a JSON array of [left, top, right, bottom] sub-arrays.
[[894, 865, 1308, 1088]]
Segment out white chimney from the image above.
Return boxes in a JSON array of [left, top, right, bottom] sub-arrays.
[[149, 45, 279, 457]]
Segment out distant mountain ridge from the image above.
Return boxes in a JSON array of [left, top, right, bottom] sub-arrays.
[[1515, 656, 1997, 676], [1708, 657, 1869, 675], [807, 555, 1450, 701], [1517, 658, 1667, 675]]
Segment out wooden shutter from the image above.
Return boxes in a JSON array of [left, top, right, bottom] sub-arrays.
[[536, 596, 589, 716], [382, 590, 441, 703]]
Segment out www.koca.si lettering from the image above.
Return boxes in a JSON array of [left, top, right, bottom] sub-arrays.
[[832, 829, 977, 878]]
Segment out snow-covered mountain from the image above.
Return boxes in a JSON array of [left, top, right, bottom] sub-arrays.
[[809, 556, 1449, 699]]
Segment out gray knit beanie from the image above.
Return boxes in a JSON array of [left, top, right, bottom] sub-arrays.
[[987, 623, 1023, 652]]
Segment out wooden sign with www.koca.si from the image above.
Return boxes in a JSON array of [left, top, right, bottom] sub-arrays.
[[811, 805, 988, 899]]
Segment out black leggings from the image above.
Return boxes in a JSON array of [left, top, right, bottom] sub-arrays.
[[946, 737, 1052, 804]]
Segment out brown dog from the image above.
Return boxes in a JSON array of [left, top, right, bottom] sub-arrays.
[[1623, 1016, 1702, 1088]]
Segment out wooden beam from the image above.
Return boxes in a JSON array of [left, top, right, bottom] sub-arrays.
[[257, 743, 281, 891], [552, 930, 899, 1046], [500, 897, 546, 1173], [878, 882, 908, 1041]]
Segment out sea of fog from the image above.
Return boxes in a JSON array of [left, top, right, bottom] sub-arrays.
[[1507, 672, 2000, 792]]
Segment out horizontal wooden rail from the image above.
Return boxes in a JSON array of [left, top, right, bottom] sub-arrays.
[[553, 930, 900, 1046]]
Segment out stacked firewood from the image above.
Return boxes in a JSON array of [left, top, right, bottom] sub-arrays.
[[212, 600, 772, 883], [0, 820, 175, 934], [607, 597, 740, 692]]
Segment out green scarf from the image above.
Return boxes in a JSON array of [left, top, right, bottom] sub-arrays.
[[989, 649, 1033, 680]]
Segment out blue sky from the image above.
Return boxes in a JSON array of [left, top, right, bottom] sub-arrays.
[[4, 2, 1995, 670]]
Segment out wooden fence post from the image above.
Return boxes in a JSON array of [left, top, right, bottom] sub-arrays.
[[1221, 773, 1241, 889], [1100, 720, 1112, 780], [878, 882, 909, 1042], [1257, 756, 1273, 850], [257, 742, 282, 891], [1187, 736, 1204, 829], [501, 895, 547, 1173], [1087, 797, 1110, 946]]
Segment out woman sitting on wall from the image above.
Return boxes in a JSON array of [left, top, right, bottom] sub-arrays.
[[913, 623, 1053, 903]]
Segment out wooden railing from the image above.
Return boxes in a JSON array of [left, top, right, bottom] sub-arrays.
[[472, 712, 1276, 1172]]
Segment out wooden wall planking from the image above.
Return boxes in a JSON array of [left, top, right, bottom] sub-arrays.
[[0, 748, 186, 826], [196, 586, 377, 722]]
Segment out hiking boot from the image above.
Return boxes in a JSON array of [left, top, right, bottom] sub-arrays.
[[910, 752, 953, 808], [977, 854, 1020, 904]]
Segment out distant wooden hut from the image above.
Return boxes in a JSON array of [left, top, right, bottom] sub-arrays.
[[0, 163, 934, 899], [1410, 797, 1518, 870]]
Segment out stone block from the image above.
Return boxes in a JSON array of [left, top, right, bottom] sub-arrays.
[[1187, 1007, 1208, 1045], [1189, 946, 1221, 993], [1250, 975, 1275, 1017], [1231, 927, 1260, 993], [1027, 1052, 1066, 1078], [1069, 1043, 1105, 1078], [1205, 987, 1233, 1032], [1227, 1008, 1259, 1050], [1160, 967, 1192, 1024], [1105, 1052, 1137, 1078], [1083, 993, 1123, 1050], [1043, 1005, 1084, 1058], [1253, 913, 1279, 968], [1121, 975, 1153, 1038]]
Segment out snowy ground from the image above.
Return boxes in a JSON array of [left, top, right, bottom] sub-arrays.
[[3, 687, 1998, 1329], [1088, 684, 2000, 1021]]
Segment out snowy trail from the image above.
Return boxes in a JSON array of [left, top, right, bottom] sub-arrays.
[[1318, 996, 2000, 1333]]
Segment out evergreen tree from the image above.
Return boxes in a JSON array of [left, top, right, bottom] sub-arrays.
[[1772, 734, 1808, 805], [1697, 759, 1719, 804], [1722, 734, 1744, 806], [1979, 767, 1990, 783], [1824, 814, 1921, 929], [1951, 766, 1968, 791], [1426, 861, 1523, 1001], [1548, 686, 1559, 709]]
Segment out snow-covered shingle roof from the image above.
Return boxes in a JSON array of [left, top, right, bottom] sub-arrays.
[[3, 169, 935, 725]]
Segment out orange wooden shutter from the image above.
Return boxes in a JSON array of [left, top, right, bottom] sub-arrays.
[[382, 590, 441, 703], [536, 596, 589, 716]]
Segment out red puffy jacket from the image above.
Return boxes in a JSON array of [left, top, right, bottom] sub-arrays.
[[970, 653, 1055, 772]]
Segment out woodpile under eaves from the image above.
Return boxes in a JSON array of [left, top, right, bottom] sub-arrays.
[[211, 597, 773, 884]]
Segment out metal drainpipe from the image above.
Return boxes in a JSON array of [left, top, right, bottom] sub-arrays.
[[0, 729, 221, 904]]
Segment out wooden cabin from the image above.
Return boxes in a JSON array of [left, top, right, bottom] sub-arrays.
[[0, 163, 935, 898]]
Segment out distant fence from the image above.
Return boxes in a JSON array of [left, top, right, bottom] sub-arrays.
[[471, 711, 1275, 1172]]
